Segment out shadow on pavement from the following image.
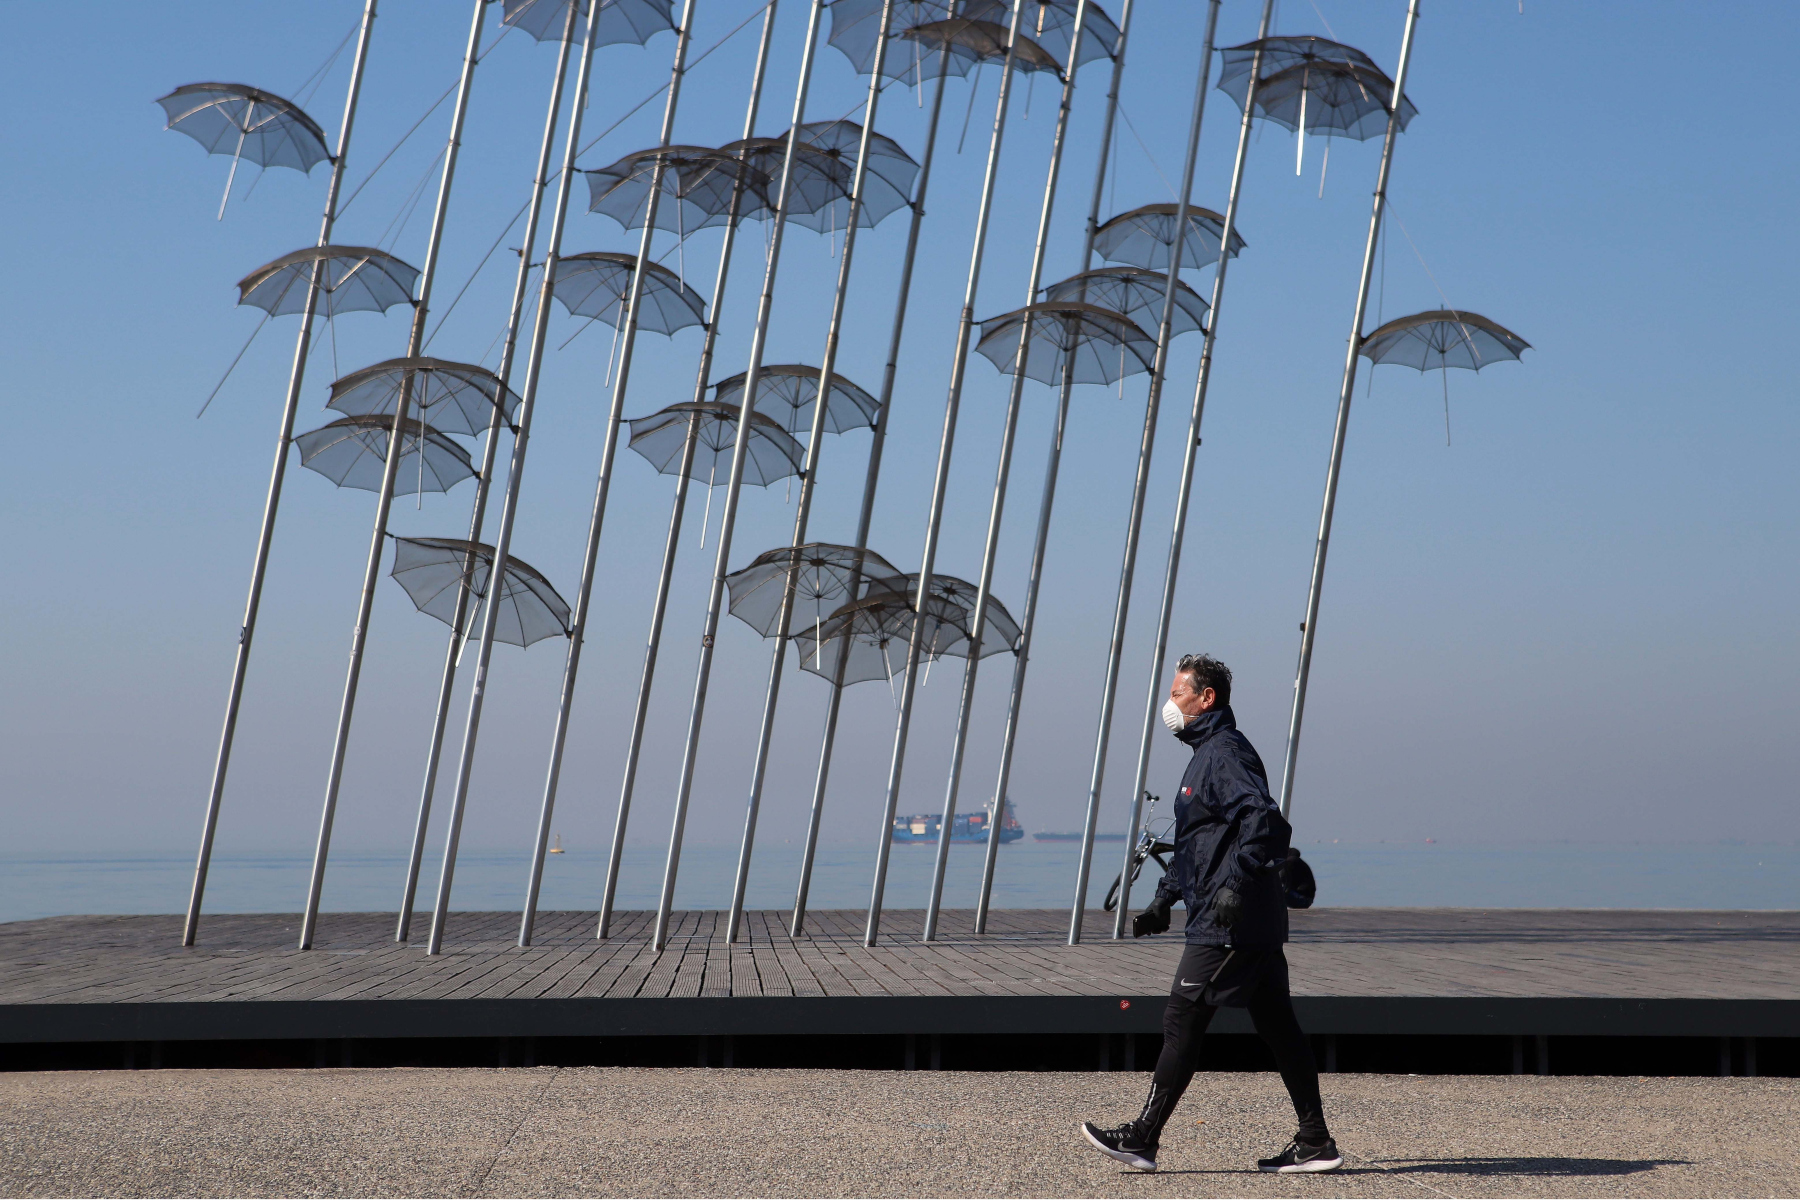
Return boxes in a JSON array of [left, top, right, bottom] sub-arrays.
[[1373, 1157, 1689, 1178]]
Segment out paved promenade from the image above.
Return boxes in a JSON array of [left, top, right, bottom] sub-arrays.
[[2, 1066, 1793, 1197]]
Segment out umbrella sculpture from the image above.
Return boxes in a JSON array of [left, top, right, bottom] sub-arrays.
[[794, 0, 1116, 942], [960, 0, 1119, 71], [499, 0, 676, 46], [326, 357, 521, 437], [1102, 2, 1288, 941], [584, 145, 775, 235], [156, 82, 331, 218], [1092, 202, 1246, 272], [1041, 267, 1208, 339], [793, 589, 972, 687], [236, 245, 419, 318], [1359, 308, 1529, 444], [974, 301, 1156, 386], [389, 536, 571, 649], [399, 0, 587, 946], [1275, 0, 1428, 837], [829, 4, 1063, 84], [712, 363, 880, 439], [627, 400, 806, 488], [295, 413, 475, 495], [902, 571, 1023, 658], [1217, 34, 1415, 182], [555, 6, 790, 948], [784, 119, 922, 232], [552, 251, 708, 335], [655, 1, 923, 953], [181, 0, 381, 951], [725, 543, 909, 640]]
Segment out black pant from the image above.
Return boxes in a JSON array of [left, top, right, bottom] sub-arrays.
[[1137, 944, 1329, 1146]]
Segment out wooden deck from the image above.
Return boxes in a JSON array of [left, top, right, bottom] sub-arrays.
[[4, 909, 1798, 1044]]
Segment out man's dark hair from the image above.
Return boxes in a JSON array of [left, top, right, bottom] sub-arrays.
[[1176, 653, 1231, 706]]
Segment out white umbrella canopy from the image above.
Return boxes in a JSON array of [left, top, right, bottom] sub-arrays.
[[585, 146, 774, 235], [389, 536, 571, 648], [1359, 310, 1529, 372], [792, 590, 972, 686], [1092, 203, 1246, 273], [712, 364, 879, 437], [326, 357, 520, 438], [157, 83, 330, 174], [295, 414, 475, 496], [974, 301, 1155, 386], [499, 0, 676, 46], [1040, 267, 1208, 339], [724, 542, 908, 639], [236, 245, 419, 318], [626, 401, 805, 488], [553, 252, 707, 336]]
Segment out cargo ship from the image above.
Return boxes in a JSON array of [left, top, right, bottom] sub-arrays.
[[891, 807, 1024, 844]]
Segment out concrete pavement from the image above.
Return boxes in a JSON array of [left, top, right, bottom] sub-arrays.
[[1, 1066, 1792, 1197]]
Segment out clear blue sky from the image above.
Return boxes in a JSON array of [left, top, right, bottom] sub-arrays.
[[4, 2, 1796, 905]]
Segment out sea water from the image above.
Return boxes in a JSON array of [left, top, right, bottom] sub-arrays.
[[2, 840, 1795, 924]]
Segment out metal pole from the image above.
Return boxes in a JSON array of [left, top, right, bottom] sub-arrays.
[[516, 1, 701, 948], [724, 0, 895, 944], [865, 0, 1027, 948], [299, 0, 489, 951], [971, 0, 1135, 936], [791, 55, 951, 938], [1108, 0, 1274, 937], [1277, 0, 1422, 820], [398, 6, 576, 943], [920, 0, 1095, 943], [593, 1, 779, 942], [183, 0, 379, 949], [652, 0, 829, 952], [1067, 0, 1225, 946], [424, 0, 611, 958]]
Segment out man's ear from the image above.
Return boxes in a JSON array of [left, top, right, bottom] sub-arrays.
[[1198, 686, 1217, 711]]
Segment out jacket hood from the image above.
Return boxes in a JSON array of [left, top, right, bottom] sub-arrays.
[[1175, 704, 1236, 748]]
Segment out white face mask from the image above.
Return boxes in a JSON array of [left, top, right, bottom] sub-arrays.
[[1161, 698, 1189, 732]]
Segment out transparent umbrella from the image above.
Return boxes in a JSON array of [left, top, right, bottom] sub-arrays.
[[1041, 267, 1208, 339], [585, 145, 774, 234], [389, 536, 571, 648], [717, 137, 854, 230], [326, 357, 520, 438], [553, 251, 707, 335], [626, 401, 805, 487], [1092, 203, 1246, 272], [1248, 58, 1417, 143], [793, 590, 972, 687], [1216, 34, 1383, 97], [1359, 308, 1529, 444], [500, 0, 676, 46], [828, 3, 1061, 85], [712, 364, 879, 438], [974, 301, 1155, 386], [901, 572, 1022, 659], [237, 246, 420, 318], [295, 414, 475, 495], [725, 542, 907, 639], [787, 119, 921, 231], [958, 0, 1120, 72], [157, 82, 329, 217]]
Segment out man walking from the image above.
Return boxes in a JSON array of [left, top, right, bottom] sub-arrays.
[[1080, 654, 1341, 1174]]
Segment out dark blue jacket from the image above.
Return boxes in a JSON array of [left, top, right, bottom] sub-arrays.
[[1151, 706, 1292, 946]]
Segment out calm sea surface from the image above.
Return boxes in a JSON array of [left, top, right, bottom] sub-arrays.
[[2, 841, 1795, 924]]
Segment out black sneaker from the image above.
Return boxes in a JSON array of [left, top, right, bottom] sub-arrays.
[[1257, 1138, 1344, 1173], [1079, 1121, 1158, 1172]]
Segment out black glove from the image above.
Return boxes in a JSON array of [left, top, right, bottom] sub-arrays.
[[1131, 899, 1173, 938], [1210, 886, 1244, 929]]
